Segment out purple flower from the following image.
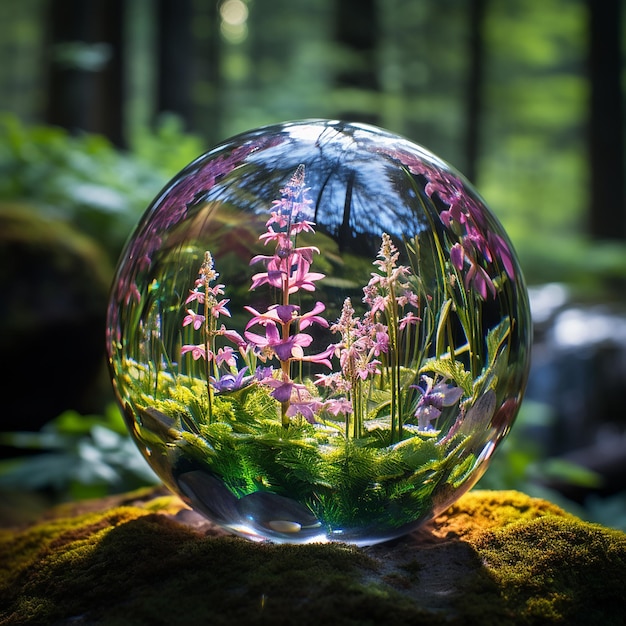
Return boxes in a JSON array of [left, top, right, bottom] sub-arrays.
[[262, 378, 296, 403], [254, 366, 274, 381], [249, 248, 324, 294], [211, 367, 252, 392], [286, 399, 324, 424], [284, 385, 324, 424], [412, 375, 464, 430], [450, 243, 465, 272], [244, 321, 313, 361]]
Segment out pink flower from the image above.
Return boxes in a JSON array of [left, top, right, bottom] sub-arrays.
[[185, 289, 205, 305], [266, 209, 290, 228], [250, 250, 324, 295], [439, 199, 468, 228], [314, 372, 344, 389], [258, 226, 290, 246], [298, 301, 329, 329], [356, 359, 381, 380], [487, 231, 516, 280], [182, 309, 205, 330], [215, 346, 237, 368], [324, 398, 353, 416], [210, 299, 231, 318], [244, 304, 299, 326], [289, 219, 316, 235], [465, 262, 496, 300], [122, 280, 141, 306], [285, 255, 325, 294], [208, 283, 226, 296], [181, 344, 208, 360], [397, 289, 419, 309], [450, 242, 496, 299], [368, 294, 388, 315], [297, 344, 336, 369], [399, 312, 420, 331], [219, 325, 247, 348], [371, 331, 389, 356]]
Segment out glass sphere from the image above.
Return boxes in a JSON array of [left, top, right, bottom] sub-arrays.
[[106, 120, 531, 546]]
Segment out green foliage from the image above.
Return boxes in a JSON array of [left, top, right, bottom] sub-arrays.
[[137, 380, 478, 530], [128, 113, 206, 182], [0, 113, 203, 261], [0, 405, 158, 501], [475, 400, 603, 517]]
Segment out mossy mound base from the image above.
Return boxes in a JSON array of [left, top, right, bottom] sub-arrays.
[[1, 488, 625, 625]]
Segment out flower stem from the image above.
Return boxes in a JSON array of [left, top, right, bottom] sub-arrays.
[[352, 379, 363, 439], [203, 286, 213, 424], [388, 301, 401, 444]]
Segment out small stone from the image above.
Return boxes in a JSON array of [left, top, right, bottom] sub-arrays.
[[267, 520, 302, 533]]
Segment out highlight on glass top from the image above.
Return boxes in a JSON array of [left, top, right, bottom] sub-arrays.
[[106, 119, 532, 546]]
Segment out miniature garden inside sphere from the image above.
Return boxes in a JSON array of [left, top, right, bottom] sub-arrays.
[[106, 120, 532, 546]]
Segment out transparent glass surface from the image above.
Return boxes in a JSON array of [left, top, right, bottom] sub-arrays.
[[106, 120, 532, 545]]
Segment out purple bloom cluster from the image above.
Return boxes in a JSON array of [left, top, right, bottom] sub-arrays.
[[381, 148, 516, 300], [107, 138, 277, 355], [180, 164, 465, 436]]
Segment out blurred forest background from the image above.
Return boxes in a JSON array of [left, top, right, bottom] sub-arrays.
[[1, 0, 626, 529]]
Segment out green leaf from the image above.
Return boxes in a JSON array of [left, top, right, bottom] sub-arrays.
[[435, 298, 453, 357], [393, 437, 442, 469], [485, 317, 511, 369], [420, 357, 473, 396], [540, 458, 603, 489]]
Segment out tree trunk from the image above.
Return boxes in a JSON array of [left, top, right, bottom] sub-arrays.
[[333, 0, 380, 126], [464, 0, 486, 184], [191, 1, 222, 146], [586, 0, 625, 240], [155, 0, 194, 130], [44, 0, 125, 147]]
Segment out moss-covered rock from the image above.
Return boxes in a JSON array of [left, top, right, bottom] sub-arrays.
[[0, 204, 114, 433], [1, 488, 625, 625]]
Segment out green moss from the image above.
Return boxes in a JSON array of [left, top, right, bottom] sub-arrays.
[[1, 489, 625, 625], [472, 515, 626, 624]]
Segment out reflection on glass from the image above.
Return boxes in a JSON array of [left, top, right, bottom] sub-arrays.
[[107, 120, 531, 545]]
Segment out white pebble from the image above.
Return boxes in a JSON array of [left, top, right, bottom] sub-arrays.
[[267, 520, 302, 533]]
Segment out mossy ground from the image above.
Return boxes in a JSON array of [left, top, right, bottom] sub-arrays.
[[1, 488, 625, 625]]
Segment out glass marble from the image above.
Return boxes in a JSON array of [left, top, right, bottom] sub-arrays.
[[106, 120, 532, 546]]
